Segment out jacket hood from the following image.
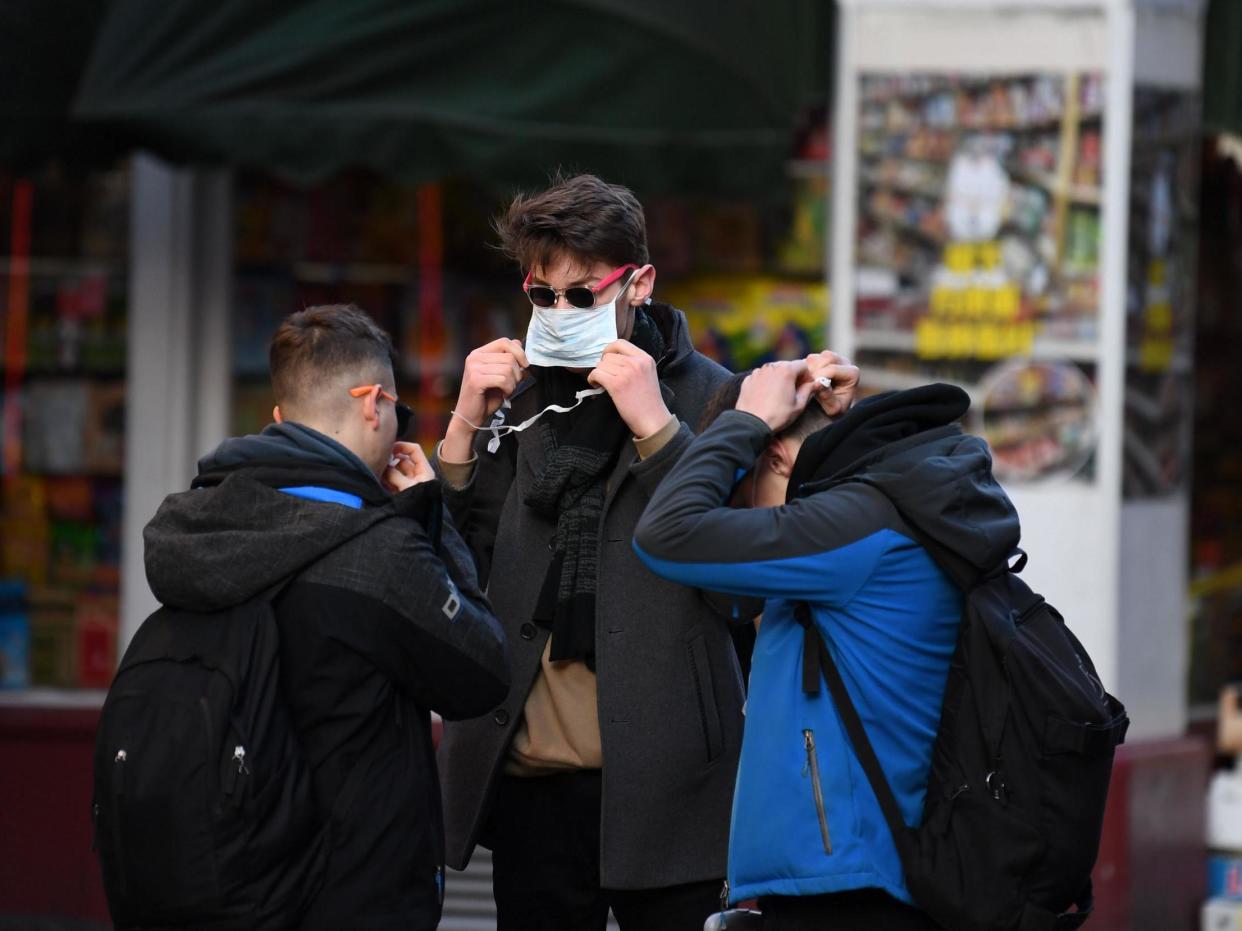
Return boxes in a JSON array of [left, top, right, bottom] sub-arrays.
[[145, 422, 425, 611], [144, 473, 397, 611], [197, 421, 382, 488], [795, 384, 1020, 578]]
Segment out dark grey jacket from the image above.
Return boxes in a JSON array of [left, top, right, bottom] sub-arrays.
[[434, 303, 745, 890], [147, 429, 510, 929]]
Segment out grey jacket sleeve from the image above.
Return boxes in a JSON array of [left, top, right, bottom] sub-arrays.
[[633, 410, 894, 606], [431, 427, 517, 589], [296, 494, 511, 720]]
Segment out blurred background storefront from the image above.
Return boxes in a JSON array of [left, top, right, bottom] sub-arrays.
[[2, 0, 1242, 928]]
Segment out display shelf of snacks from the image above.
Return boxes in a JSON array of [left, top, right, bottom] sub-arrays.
[[0, 163, 130, 698], [230, 172, 531, 451], [851, 71, 1107, 484]]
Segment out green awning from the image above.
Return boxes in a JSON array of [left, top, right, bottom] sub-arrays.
[[0, 0, 115, 167], [1204, 0, 1242, 138], [68, 0, 831, 194]]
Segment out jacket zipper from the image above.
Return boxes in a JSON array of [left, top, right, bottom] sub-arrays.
[[802, 729, 833, 855], [111, 749, 130, 895]]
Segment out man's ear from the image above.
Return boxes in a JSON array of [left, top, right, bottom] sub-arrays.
[[629, 264, 657, 305], [272, 405, 283, 424], [767, 439, 795, 477], [360, 389, 381, 430]]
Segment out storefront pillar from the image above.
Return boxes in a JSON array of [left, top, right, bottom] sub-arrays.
[[832, 2, 1207, 925], [120, 155, 232, 651]]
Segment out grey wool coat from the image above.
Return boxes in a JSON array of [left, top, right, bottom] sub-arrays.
[[434, 303, 748, 890]]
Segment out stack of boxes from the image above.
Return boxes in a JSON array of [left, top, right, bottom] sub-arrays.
[[0, 474, 119, 690]]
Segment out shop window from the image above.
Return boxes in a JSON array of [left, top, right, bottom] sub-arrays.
[[849, 72, 1107, 484], [0, 162, 129, 695], [230, 172, 528, 449], [229, 158, 833, 444]]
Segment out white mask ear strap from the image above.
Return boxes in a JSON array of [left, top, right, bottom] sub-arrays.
[[451, 387, 607, 438]]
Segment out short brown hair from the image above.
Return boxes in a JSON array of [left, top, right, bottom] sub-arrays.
[[494, 172, 649, 273], [269, 304, 396, 412]]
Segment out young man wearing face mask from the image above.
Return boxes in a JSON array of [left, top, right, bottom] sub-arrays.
[[632, 364, 1021, 931], [141, 305, 510, 930], [434, 172, 862, 930]]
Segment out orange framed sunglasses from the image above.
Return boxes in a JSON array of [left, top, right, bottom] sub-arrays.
[[350, 384, 413, 438]]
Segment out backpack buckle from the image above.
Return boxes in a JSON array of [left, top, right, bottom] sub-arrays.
[[986, 770, 1008, 803]]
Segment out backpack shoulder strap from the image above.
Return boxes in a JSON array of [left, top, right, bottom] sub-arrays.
[[794, 604, 913, 856]]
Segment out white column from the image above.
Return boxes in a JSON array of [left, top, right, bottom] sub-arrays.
[[120, 156, 233, 651], [830, 4, 860, 359], [833, 0, 1204, 740]]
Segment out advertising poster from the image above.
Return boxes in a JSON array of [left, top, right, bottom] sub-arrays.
[[1122, 87, 1199, 499], [854, 72, 1105, 483], [665, 276, 829, 373]]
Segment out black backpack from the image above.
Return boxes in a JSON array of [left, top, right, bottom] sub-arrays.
[[93, 585, 327, 930], [797, 493, 1129, 930]]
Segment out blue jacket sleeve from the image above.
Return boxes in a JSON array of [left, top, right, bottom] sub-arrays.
[[633, 410, 893, 606]]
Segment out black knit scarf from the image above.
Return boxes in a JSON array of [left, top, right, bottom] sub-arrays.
[[524, 308, 667, 668]]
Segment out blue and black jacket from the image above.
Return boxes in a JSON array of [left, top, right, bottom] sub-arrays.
[[633, 385, 1019, 906]]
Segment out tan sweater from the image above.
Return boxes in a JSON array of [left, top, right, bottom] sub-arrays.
[[437, 414, 680, 776]]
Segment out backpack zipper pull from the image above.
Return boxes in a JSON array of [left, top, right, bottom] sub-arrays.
[[720, 879, 730, 911], [113, 749, 127, 797], [225, 746, 249, 796], [109, 750, 130, 896]]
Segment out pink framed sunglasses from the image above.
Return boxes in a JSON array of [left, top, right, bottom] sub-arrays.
[[522, 263, 639, 309]]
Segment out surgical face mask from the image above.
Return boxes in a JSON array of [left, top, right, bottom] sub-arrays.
[[523, 273, 634, 368]]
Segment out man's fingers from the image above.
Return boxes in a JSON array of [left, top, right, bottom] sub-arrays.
[[600, 339, 646, 358], [475, 337, 520, 356], [470, 353, 523, 372], [506, 338, 529, 369], [835, 364, 861, 388], [470, 341, 529, 370], [816, 363, 859, 387], [473, 363, 521, 393], [806, 350, 846, 367], [388, 442, 434, 484], [404, 442, 431, 467], [593, 355, 632, 379]]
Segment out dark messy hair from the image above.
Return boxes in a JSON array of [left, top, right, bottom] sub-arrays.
[[697, 369, 832, 441], [270, 304, 396, 414], [494, 171, 649, 274]]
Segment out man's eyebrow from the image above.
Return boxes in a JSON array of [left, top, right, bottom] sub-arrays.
[[530, 274, 597, 287]]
